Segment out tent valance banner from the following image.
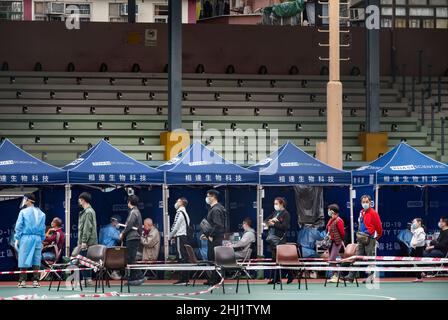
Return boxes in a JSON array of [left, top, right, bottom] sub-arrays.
[[0, 139, 66, 185], [63, 140, 164, 185], [249, 141, 351, 185], [157, 140, 258, 185], [353, 142, 448, 186]]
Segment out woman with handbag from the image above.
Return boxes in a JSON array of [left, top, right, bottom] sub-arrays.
[[325, 204, 345, 283], [264, 197, 291, 284]]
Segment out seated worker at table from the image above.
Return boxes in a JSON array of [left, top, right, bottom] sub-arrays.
[[424, 216, 448, 258], [42, 217, 65, 262], [231, 217, 256, 260], [99, 215, 122, 248], [141, 218, 161, 261]]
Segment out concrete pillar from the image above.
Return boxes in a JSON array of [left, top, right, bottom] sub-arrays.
[[326, 0, 343, 169]]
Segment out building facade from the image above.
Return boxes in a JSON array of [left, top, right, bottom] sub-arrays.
[[0, 0, 197, 23]]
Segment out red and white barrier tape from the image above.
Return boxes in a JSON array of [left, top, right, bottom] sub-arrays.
[[0, 270, 225, 300], [0, 267, 93, 275]]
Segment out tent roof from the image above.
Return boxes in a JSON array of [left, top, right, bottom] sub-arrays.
[[249, 141, 351, 185], [353, 142, 448, 185], [63, 140, 163, 184], [0, 139, 66, 185], [157, 140, 258, 184]]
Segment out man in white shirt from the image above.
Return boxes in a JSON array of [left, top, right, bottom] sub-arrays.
[[169, 197, 191, 285]]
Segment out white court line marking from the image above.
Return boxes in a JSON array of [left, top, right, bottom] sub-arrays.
[[271, 292, 396, 300]]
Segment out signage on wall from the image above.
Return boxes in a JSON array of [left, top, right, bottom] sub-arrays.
[[145, 29, 157, 47]]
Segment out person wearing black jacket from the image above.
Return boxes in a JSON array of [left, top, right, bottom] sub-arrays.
[[424, 216, 448, 258], [121, 195, 144, 285], [264, 197, 291, 284], [201, 189, 227, 285]]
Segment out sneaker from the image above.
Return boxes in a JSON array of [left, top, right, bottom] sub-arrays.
[[328, 275, 339, 283], [173, 280, 189, 286], [32, 281, 40, 288], [362, 275, 375, 284], [342, 276, 354, 283], [412, 278, 423, 283], [109, 270, 122, 280], [17, 281, 26, 288]]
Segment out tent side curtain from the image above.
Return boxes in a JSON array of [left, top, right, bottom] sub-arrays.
[[157, 140, 259, 185], [0, 139, 67, 185], [63, 140, 164, 184], [353, 142, 448, 186], [249, 141, 351, 185]]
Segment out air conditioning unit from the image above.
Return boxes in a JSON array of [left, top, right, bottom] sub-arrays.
[[350, 8, 365, 21], [46, 2, 65, 15], [120, 4, 139, 16]]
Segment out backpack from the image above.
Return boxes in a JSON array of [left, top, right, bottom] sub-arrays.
[[180, 211, 196, 247]]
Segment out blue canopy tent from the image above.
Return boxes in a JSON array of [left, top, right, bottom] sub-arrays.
[[0, 139, 67, 276], [0, 138, 66, 185], [62, 140, 164, 255], [249, 141, 354, 255], [352, 142, 448, 256], [157, 140, 259, 258]]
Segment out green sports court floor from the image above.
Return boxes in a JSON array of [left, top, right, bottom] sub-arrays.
[[0, 279, 447, 300]]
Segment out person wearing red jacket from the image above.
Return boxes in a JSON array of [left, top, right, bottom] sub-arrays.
[[326, 204, 345, 283], [345, 194, 383, 283]]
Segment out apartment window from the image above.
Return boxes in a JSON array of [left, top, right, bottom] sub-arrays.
[[436, 18, 448, 27], [423, 19, 435, 27], [34, 1, 45, 15], [381, 18, 392, 27], [436, 7, 448, 17], [0, 1, 23, 20], [154, 4, 169, 16], [395, 7, 406, 16], [409, 19, 421, 27], [409, 8, 435, 16], [154, 4, 169, 23], [429, 0, 448, 4], [109, 3, 121, 17], [381, 7, 393, 16], [395, 18, 407, 27], [409, 0, 427, 4], [380, 0, 392, 4], [395, 0, 406, 4], [66, 4, 91, 15]]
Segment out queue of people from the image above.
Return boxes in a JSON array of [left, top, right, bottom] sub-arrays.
[[10, 189, 448, 288]]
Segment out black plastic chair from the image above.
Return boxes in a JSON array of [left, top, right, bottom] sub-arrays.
[[214, 246, 251, 294]]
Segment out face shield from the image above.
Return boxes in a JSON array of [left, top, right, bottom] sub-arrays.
[[19, 196, 28, 209]]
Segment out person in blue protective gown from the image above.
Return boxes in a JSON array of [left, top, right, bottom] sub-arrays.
[[14, 193, 46, 288], [99, 215, 122, 247]]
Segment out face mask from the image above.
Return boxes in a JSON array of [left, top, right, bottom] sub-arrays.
[[274, 204, 281, 211], [411, 223, 418, 230], [438, 222, 443, 229], [174, 203, 180, 210], [205, 197, 211, 205], [362, 203, 370, 210], [328, 210, 334, 217]]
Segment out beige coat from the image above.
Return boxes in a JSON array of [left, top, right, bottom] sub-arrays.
[[141, 227, 160, 261]]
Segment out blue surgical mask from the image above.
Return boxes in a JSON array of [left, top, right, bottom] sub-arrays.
[[205, 197, 211, 205], [411, 223, 418, 230], [174, 203, 180, 210], [438, 222, 443, 229], [274, 204, 281, 212], [362, 203, 370, 210], [328, 210, 333, 217]]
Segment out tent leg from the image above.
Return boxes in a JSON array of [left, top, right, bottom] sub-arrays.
[[375, 185, 379, 213], [163, 184, 170, 261], [256, 185, 264, 257], [349, 185, 354, 244], [65, 184, 71, 257]]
